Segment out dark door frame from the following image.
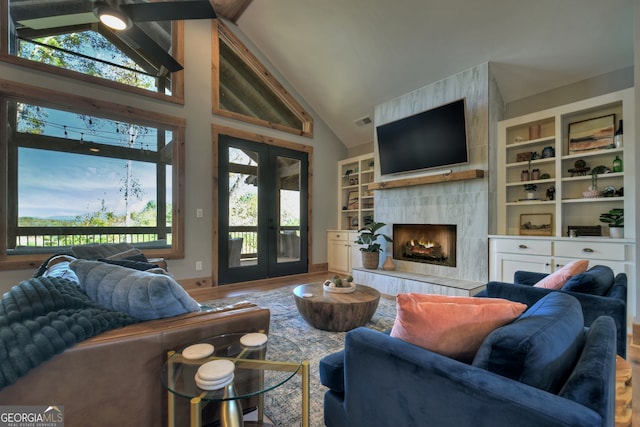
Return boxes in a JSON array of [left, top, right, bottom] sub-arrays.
[[212, 126, 313, 285]]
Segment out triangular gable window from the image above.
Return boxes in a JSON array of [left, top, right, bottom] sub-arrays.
[[213, 21, 313, 137]]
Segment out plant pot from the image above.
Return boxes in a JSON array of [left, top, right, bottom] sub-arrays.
[[361, 252, 380, 269], [609, 226, 624, 239]]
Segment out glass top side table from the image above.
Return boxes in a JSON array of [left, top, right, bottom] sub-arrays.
[[161, 333, 310, 427]]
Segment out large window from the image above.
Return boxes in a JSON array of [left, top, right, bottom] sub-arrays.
[[0, 82, 185, 268], [3, 1, 183, 101]]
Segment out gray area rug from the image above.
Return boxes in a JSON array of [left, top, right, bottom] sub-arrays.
[[202, 285, 397, 427]]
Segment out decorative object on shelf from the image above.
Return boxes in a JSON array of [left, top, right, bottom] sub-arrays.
[[521, 170, 530, 182], [347, 191, 359, 210], [568, 159, 590, 176], [602, 186, 617, 197], [541, 146, 555, 158], [614, 119, 623, 148], [567, 225, 602, 237], [355, 221, 393, 269], [323, 275, 356, 293], [520, 213, 552, 236], [546, 185, 556, 201], [523, 183, 537, 199], [599, 208, 624, 239], [568, 114, 615, 153], [350, 217, 359, 230], [516, 151, 533, 162], [613, 156, 623, 173], [382, 256, 396, 271], [592, 165, 611, 175], [529, 124, 541, 140], [582, 170, 602, 198], [540, 173, 551, 179], [514, 136, 524, 143], [531, 169, 540, 180]]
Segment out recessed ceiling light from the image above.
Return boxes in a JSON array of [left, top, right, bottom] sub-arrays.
[[94, 6, 131, 31]]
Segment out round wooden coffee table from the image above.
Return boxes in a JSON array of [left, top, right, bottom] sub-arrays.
[[293, 283, 381, 332]]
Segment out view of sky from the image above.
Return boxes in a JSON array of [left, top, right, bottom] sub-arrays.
[[17, 105, 170, 219]]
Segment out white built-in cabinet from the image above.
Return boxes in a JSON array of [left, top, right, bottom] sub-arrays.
[[490, 88, 636, 325], [327, 153, 374, 274], [327, 230, 362, 274], [336, 153, 375, 230], [496, 88, 634, 238]]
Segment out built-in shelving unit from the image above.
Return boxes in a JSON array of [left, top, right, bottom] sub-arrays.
[[337, 153, 375, 230], [497, 88, 634, 238]]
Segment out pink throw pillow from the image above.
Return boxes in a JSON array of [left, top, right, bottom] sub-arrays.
[[390, 294, 527, 362], [533, 259, 589, 290]]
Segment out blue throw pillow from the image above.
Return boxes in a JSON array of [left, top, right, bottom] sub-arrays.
[[70, 260, 200, 321], [472, 292, 585, 393], [562, 265, 614, 296]]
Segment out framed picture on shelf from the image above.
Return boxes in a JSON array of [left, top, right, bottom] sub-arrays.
[[568, 114, 615, 153], [347, 191, 359, 210], [520, 213, 553, 236]]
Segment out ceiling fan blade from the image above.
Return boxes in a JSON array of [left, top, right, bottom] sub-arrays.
[[121, 1, 217, 22], [122, 24, 183, 72]]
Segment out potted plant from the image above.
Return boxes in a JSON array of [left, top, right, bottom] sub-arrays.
[[599, 208, 624, 238], [523, 183, 537, 199], [355, 221, 393, 269]]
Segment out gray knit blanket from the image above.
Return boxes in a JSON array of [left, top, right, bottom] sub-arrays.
[[0, 276, 138, 390]]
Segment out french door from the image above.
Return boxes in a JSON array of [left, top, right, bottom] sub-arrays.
[[217, 134, 308, 284]]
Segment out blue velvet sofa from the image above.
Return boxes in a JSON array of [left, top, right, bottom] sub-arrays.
[[320, 292, 616, 427], [481, 265, 626, 357]]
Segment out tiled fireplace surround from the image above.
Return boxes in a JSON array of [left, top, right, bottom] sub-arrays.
[[352, 63, 503, 296]]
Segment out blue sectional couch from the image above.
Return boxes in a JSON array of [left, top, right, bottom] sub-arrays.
[[482, 265, 626, 357], [320, 292, 616, 427]]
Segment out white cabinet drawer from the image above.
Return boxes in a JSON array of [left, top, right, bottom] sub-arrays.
[[554, 241, 625, 261], [494, 239, 552, 256], [327, 231, 349, 241]]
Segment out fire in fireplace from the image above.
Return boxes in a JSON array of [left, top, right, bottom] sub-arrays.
[[393, 224, 457, 267]]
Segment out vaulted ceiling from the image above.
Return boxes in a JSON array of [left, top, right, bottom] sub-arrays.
[[234, 0, 635, 148]]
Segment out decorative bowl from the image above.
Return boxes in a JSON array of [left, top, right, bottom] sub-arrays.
[[582, 190, 602, 199], [323, 282, 357, 293]]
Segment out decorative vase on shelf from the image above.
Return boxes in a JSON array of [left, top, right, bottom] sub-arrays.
[[382, 256, 396, 271]]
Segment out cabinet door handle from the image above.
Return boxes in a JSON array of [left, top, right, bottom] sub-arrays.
[[582, 248, 594, 253], [545, 263, 550, 266], [518, 244, 528, 249]]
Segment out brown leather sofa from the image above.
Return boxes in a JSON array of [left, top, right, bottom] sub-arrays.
[[0, 302, 270, 427]]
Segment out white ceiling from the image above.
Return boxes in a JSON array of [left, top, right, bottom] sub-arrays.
[[236, 0, 635, 148]]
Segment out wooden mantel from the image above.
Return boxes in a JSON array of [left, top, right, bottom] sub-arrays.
[[369, 169, 484, 190]]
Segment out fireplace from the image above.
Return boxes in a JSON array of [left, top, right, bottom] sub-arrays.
[[393, 224, 457, 267]]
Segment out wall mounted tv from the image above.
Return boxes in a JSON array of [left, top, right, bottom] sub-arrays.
[[376, 98, 469, 175]]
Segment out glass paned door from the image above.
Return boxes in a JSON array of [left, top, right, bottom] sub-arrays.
[[218, 135, 308, 284]]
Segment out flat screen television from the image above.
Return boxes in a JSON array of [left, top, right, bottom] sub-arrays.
[[376, 98, 469, 175]]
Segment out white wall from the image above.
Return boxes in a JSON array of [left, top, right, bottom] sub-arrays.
[[0, 19, 346, 291]]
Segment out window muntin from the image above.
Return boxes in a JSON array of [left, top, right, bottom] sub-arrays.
[[3, 95, 182, 259]]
